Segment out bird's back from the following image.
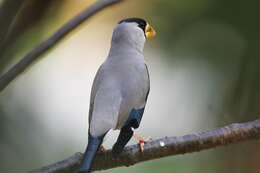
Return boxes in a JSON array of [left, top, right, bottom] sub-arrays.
[[109, 53, 149, 128], [89, 51, 149, 136]]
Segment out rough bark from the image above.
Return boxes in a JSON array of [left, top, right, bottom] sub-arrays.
[[30, 119, 260, 173]]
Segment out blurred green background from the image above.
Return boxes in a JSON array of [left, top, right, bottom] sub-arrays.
[[0, 0, 260, 172]]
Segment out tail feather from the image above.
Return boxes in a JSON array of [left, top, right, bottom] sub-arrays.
[[79, 134, 104, 173]]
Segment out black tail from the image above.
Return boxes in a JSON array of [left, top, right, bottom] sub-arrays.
[[79, 134, 104, 173]]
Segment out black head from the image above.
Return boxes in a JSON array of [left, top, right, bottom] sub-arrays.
[[118, 18, 147, 34]]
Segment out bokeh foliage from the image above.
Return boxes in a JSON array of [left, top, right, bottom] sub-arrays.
[[0, 0, 260, 172]]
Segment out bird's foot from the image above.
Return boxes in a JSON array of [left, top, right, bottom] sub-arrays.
[[133, 132, 152, 152], [97, 145, 107, 154]]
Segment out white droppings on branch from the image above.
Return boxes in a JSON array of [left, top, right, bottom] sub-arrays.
[[30, 119, 260, 173], [159, 141, 165, 147]]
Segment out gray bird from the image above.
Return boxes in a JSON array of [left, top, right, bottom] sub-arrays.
[[79, 18, 156, 173]]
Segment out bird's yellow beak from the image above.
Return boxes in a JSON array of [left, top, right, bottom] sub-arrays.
[[145, 23, 156, 39]]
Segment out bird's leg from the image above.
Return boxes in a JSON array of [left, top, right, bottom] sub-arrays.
[[97, 145, 107, 154], [133, 130, 152, 152], [112, 126, 133, 156]]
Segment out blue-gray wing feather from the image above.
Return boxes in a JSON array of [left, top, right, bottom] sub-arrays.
[[123, 63, 150, 129]]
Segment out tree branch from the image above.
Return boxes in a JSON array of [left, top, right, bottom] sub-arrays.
[[30, 119, 260, 173], [0, 0, 123, 92]]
